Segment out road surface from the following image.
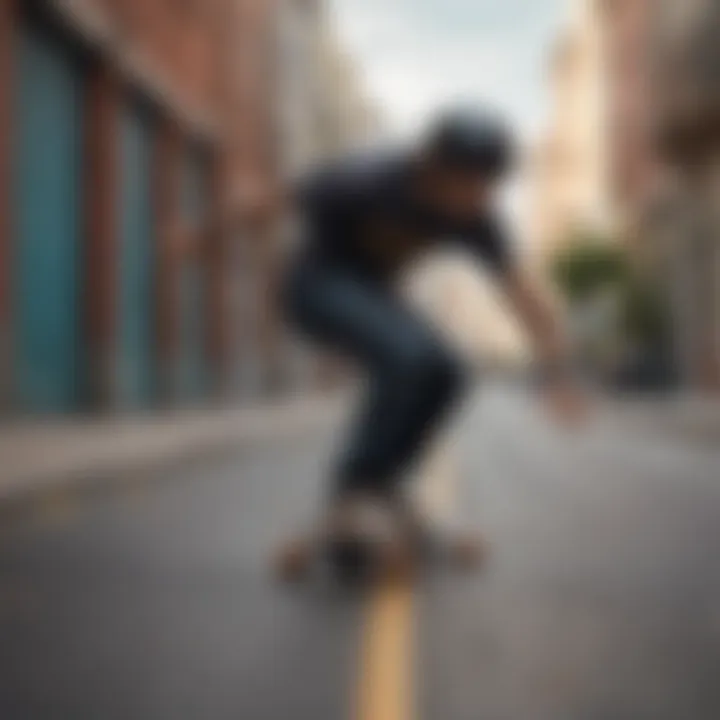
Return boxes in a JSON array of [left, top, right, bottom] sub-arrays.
[[1, 385, 719, 719]]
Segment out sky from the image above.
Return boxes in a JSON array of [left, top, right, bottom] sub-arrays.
[[330, 0, 567, 145]]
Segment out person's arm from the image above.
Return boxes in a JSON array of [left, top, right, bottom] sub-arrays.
[[501, 265, 569, 372], [461, 214, 587, 424], [498, 264, 588, 425]]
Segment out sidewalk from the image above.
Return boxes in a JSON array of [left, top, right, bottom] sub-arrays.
[[0, 393, 343, 502], [602, 392, 720, 445]]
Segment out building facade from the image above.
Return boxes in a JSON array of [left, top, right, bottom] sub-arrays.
[[1, 0, 223, 414], [315, 34, 382, 160], [0, 0, 303, 415], [598, 0, 661, 231], [649, 0, 720, 389], [526, 0, 613, 267], [273, 0, 382, 390], [276, 0, 380, 178], [595, 0, 720, 390]]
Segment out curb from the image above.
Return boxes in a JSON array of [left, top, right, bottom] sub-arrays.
[[0, 394, 343, 504]]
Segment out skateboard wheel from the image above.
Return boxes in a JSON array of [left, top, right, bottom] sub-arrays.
[[371, 535, 416, 581], [274, 539, 314, 583], [448, 533, 487, 570]]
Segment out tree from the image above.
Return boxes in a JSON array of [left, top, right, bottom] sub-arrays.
[[550, 230, 673, 386], [551, 232, 628, 303]]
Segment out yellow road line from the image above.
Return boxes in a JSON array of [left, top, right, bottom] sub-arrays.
[[354, 435, 459, 720], [355, 579, 415, 720]]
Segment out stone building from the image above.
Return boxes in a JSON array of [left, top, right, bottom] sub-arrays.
[[315, 36, 382, 160], [276, 0, 380, 178], [593, 0, 720, 390], [597, 0, 662, 230], [525, 0, 614, 268], [649, 0, 720, 389], [273, 0, 383, 390]]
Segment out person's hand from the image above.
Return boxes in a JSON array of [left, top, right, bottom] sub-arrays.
[[541, 380, 591, 429]]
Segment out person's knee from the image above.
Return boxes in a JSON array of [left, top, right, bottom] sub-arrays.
[[392, 341, 465, 400], [426, 347, 465, 403]]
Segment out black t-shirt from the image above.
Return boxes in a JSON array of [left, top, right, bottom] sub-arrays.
[[295, 150, 513, 280]]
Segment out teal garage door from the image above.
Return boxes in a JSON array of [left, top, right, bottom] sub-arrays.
[[13, 25, 84, 413], [177, 147, 209, 401], [118, 102, 156, 409]]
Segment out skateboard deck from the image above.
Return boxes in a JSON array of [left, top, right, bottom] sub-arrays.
[[274, 521, 485, 585]]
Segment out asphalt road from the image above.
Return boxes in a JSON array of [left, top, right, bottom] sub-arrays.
[[0, 385, 719, 719]]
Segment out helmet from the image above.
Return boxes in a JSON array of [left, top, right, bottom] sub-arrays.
[[424, 107, 516, 178]]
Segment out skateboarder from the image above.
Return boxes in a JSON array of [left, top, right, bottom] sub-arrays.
[[278, 107, 586, 578]]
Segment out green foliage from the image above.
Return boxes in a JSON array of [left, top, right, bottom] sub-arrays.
[[551, 233, 628, 302], [550, 230, 670, 353]]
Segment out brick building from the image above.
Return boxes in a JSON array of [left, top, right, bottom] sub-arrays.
[[0, 0, 285, 414]]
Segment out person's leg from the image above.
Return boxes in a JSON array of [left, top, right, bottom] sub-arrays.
[[284, 256, 466, 500]]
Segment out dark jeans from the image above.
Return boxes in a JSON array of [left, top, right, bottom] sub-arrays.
[[283, 252, 466, 499]]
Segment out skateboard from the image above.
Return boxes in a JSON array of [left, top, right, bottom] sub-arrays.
[[274, 501, 485, 584]]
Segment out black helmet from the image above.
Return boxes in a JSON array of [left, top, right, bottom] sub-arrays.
[[424, 106, 516, 178]]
